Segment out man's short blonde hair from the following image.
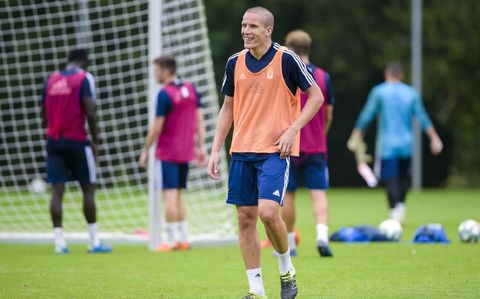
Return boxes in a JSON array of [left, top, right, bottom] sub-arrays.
[[285, 29, 312, 56]]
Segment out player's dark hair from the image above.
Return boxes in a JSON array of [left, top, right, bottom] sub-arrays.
[[153, 55, 176, 75], [386, 61, 404, 78], [67, 49, 89, 64]]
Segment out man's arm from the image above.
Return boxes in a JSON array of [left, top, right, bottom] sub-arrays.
[[275, 83, 323, 158], [82, 97, 99, 160], [412, 93, 443, 155], [139, 117, 165, 169], [325, 104, 333, 134], [207, 96, 233, 180], [195, 108, 207, 166]]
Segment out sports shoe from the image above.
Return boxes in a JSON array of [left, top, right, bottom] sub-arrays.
[[261, 238, 273, 249], [316, 240, 333, 257], [174, 241, 191, 251], [280, 269, 298, 299], [242, 292, 267, 299], [87, 242, 112, 254], [155, 243, 173, 252], [54, 246, 69, 254]]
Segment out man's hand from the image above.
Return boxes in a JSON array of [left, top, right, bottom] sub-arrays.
[[196, 145, 208, 167], [347, 130, 372, 164], [139, 149, 148, 169], [430, 135, 443, 155], [274, 127, 299, 159], [91, 143, 99, 162], [208, 151, 220, 180]]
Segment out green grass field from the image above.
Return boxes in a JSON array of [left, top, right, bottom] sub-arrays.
[[1, 189, 479, 298]]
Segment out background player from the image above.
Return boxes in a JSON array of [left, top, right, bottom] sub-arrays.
[[42, 49, 111, 254], [281, 30, 335, 257], [139, 55, 207, 252], [208, 7, 323, 299], [349, 62, 443, 224]]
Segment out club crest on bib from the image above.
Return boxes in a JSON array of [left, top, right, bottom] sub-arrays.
[[267, 67, 274, 79]]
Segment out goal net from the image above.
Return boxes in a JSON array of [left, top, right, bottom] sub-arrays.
[[0, 0, 234, 246]]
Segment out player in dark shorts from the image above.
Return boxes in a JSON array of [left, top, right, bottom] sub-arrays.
[[42, 49, 111, 254]]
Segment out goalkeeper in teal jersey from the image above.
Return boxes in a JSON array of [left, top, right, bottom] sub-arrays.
[[350, 62, 443, 224]]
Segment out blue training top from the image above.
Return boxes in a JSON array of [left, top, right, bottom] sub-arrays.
[[355, 81, 433, 159]]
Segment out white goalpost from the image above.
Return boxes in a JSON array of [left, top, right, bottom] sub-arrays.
[[0, 0, 235, 247]]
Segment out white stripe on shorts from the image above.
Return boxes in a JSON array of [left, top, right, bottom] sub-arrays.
[[84, 146, 97, 183], [280, 156, 290, 205], [156, 160, 163, 190]]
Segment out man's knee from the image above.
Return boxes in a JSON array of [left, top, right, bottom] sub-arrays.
[[258, 202, 280, 226], [237, 207, 257, 231]]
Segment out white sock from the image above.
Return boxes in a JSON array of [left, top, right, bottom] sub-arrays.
[[277, 248, 294, 273], [166, 222, 177, 245], [287, 232, 296, 250], [88, 223, 100, 248], [177, 221, 188, 243], [54, 227, 66, 248], [246, 268, 265, 296], [316, 223, 329, 243], [392, 203, 406, 223]]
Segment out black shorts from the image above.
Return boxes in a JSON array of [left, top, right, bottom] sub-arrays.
[[46, 138, 97, 184]]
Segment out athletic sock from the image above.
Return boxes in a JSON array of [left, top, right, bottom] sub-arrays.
[[392, 203, 406, 224], [277, 248, 294, 273], [54, 227, 66, 248], [316, 223, 329, 243], [166, 222, 177, 245], [246, 268, 265, 296], [88, 223, 100, 248], [287, 232, 296, 250], [177, 221, 188, 243]]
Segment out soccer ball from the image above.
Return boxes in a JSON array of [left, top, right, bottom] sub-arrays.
[[458, 219, 480, 243], [30, 177, 47, 194], [379, 219, 403, 241]]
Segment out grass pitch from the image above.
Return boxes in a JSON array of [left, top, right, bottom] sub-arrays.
[[1, 189, 479, 298]]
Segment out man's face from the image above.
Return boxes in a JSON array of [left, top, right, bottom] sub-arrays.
[[154, 64, 166, 84], [241, 12, 272, 50]]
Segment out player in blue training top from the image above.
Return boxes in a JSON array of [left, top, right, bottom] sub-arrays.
[[42, 49, 111, 254], [350, 62, 443, 224]]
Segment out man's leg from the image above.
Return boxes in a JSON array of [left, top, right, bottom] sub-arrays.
[[80, 183, 100, 248], [237, 205, 265, 297], [280, 192, 298, 256], [163, 188, 180, 247], [50, 183, 67, 253], [258, 200, 297, 299], [80, 182, 111, 253], [310, 190, 333, 257], [176, 191, 190, 249]]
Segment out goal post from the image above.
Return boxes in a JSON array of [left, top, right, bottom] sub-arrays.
[[0, 0, 235, 247]]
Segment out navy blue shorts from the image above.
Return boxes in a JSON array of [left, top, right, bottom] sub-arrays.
[[227, 154, 290, 206], [46, 138, 97, 184], [287, 153, 329, 192], [156, 160, 189, 190], [380, 158, 411, 181]]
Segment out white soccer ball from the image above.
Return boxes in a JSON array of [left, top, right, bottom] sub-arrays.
[[379, 219, 403, 241], [458, 219, 480, 243], [30, 177, 47, 194]]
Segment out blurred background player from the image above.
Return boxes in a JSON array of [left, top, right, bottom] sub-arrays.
[[208, 7, 323, 299], [282, 29, 335, 257], [42, 49, 111, 254], [139, 55, 207, 252], [349, 61, 443, 224]]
